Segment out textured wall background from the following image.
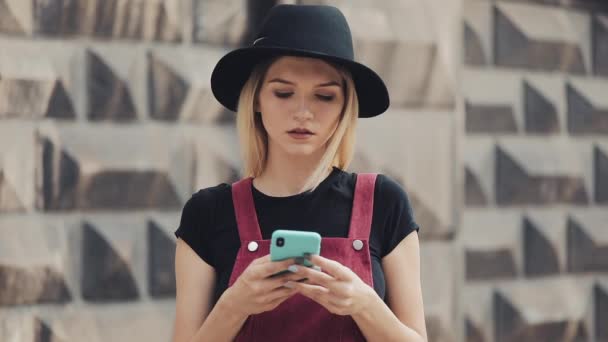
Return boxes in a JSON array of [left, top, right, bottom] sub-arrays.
[[0, 0, 606, 341]]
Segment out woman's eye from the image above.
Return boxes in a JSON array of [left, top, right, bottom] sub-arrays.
[[274, 92, 293, 99], [316, 94, 334, 102]]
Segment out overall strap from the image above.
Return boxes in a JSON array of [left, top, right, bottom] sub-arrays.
[[348, 173, 378, 240], [231, 178, 263, 242]]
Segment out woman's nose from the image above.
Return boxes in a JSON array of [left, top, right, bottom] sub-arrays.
[[294, 100, 313, 121]]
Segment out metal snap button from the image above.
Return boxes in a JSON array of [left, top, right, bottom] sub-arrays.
[[247, 241, 259, 252], [352, 239, 363, 251]]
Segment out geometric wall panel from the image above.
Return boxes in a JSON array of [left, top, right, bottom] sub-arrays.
[[466, 248, 517, 280], [0, 0, 25, 35], [33, 0, 182, 42], [596, 145, 608, 203], [593, 14, 608, 77], [596, 283, 608, 341], [493, 283, 590, 342], [567, 82, 608, 135], [523, 217, 560, 277], [147, 54, 189, 121], [0, 264, 71, 306], [0, 79, 76, 119], [465, 166, 489, 206], [464, 22, 487, 66], [495, 145, 588, 205], [462, 212, 520, 281], [523, 81, 559, 134], [566, 216, 608, 273], [81, 222, 139, 302], [466, 101, 517, 134], [147, 220, 176, 298], [86, 49, 137, 122], [494, 3, 586, 74], [39, 127, 183, 210]]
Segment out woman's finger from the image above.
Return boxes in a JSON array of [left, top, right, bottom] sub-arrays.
[[309, 255, 353, 280], [292, 264, 337, 289]]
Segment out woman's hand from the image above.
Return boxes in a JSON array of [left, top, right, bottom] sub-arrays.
[[289, 254, 377, 316], [219, 255, 303, 317]]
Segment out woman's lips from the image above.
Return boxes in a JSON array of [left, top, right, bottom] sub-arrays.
[[288, 131, 314, 139]]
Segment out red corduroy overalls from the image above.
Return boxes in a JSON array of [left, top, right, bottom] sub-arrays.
[[228, 173, 377, 341]]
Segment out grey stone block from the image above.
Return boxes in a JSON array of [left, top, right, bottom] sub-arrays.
[[567, 82, 608, 135], [81, 221, 139, 302], [147, 220, 176, 298], [0, 0, 25, 35], [0, 79, 76, 119], [0, 264, 71, 306], [86, 49, 137, 122], [465, 101, 517, 134], [523, 81, 559, 134], [596, 145, 608, 203], [465, 167, 488, 206], [495, 145, 588, 205], [566, 217, 608, 273], [594, 15, 608, 77], [523, 217, 560, 277], [494, 3, 586, 74]]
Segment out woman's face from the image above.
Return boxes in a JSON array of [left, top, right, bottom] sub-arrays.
[[256, 56, 345, 158]]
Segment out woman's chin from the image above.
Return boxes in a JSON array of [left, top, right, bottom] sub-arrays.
[[282, 144, 321, 157]]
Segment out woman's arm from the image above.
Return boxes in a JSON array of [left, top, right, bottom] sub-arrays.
[[173, 238, 247, 342], [173, 238, 303, 342], [352, 231, 427, 341]]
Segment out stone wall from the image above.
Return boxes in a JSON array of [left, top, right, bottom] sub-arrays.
[[0, 0, 606, 341]]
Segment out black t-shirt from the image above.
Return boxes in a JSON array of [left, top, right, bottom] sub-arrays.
[[174, 166, 419, 305]]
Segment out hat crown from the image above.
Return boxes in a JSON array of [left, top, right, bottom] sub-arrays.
[[252, 5, 354, 60]]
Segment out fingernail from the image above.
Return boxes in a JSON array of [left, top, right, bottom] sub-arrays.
[[287, 265, 299, 273], [294, 256, 305, 264], [284, 281, 294, 289], [303, 252, 312, 259], [312, 266, 322, 272]]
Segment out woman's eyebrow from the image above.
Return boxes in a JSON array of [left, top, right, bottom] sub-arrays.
[[268, 78, 341, 87]]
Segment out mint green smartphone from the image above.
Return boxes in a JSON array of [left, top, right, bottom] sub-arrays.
[[270, 230, 321, 277]]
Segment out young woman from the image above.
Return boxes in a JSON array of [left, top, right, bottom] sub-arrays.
[[173, 4, 427, 342]]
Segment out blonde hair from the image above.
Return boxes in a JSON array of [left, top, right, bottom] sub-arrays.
[[236, 56, 359, 193]]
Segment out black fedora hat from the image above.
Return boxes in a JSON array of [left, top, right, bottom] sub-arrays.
[[210, 4, 390, 118]]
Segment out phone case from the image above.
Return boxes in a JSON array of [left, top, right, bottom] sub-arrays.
[[270, 230, 321, 268]]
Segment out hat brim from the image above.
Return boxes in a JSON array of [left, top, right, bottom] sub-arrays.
[[210, 46, 389, 118]]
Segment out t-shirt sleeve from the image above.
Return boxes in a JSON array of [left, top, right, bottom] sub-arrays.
[[376, 174, 420, 257], [174, 189, 216, 267]]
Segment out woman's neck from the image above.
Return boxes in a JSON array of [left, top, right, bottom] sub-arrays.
[[252, 148, 332, 197]]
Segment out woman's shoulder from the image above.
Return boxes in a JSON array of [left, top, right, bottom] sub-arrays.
[[184, 182, 235, 214], [347, 171, 410, 201]]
